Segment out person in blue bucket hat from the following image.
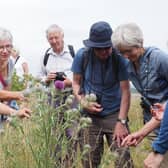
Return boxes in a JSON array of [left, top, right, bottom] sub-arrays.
[[71, 21, 134, 168]]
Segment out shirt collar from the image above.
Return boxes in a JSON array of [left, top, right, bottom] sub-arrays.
[[48, 44, 69, 56]]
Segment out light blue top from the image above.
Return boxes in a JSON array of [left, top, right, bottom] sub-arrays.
[[71, 48, 129, 117]]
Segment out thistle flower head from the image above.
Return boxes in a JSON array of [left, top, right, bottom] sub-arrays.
[[54, 80, 65, 90]]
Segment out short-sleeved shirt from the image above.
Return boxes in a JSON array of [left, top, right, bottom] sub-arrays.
[[71, 48, 129, 117]]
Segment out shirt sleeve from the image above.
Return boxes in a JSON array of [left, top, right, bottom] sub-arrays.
[[117, 55, 129, 81], [152, 102, 168, 154], [157, 50, 168, 82], [71, 48, 85, 74]]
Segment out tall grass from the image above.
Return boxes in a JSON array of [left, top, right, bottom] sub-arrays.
[[0, 84, 151, 168]]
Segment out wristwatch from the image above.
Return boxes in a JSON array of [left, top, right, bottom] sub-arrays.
[[117, 118, 127, 125]]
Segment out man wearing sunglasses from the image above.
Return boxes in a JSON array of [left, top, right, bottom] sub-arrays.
[[71, 21, 133, 168]]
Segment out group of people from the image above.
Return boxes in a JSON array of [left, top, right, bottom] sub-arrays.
[[1, 21, 168, 168]]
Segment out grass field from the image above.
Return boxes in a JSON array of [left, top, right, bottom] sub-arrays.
[[0, 93, 152, 168]]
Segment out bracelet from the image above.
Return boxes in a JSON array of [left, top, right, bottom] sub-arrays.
[[10, 109, 18, 117]]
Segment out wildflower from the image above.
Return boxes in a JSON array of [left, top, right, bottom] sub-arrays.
[[84, 93, 97, 102], [68, 94, 75, 100], [82, 144, 91, 155], [54, 80, 65, 90], [89, 93, 97, 102], [34, 83, 44, 91], [80, 117, 92, 128], [22, 88, 35, 96]]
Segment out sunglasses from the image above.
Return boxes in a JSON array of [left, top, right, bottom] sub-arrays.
[[94, 47, 111, 51]]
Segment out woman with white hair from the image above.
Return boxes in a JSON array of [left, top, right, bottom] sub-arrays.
[[0, 27, 14, 90], [112, 23, 168, 167], [0, 28, 24, 123]]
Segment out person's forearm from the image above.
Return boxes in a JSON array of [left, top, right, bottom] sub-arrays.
[[64, 78, 72, 87], [0, 102, 17, 116], [118, 81, 130, 119], [139, 117, 160, 137], [72, 82, 82, 102], [118, 89, 130, 119], [0, 90, 21, 100]]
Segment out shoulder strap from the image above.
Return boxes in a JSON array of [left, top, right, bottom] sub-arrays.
[[79, 48, 91, 94], [43, 48, 51, 66], [111, 48, 119, 80], [15, 56, 20, 65], [43, 45, 75, 66], [68, 45, 75, 58], [82, 47, 91, 72]]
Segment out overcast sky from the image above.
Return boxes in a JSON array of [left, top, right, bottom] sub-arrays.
[[0, 0, 168, 75]]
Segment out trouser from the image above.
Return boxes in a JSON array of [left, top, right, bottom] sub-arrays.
[[79, 112, 134, 168]]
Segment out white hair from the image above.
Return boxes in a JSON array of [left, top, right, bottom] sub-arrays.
[[46, 24, 64, 37], [112, 23, 143, 49], [0, 27, 13, 42]]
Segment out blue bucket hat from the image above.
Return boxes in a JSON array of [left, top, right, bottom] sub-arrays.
[[83, 21, 113, 48]]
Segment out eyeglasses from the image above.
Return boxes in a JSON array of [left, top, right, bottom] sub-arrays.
[[0, 44, 13, 52]]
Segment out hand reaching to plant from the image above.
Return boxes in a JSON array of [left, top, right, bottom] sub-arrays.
[[151, 103, 166, 121], [121, 131, 144, 147], [12, 108, 32, 118]]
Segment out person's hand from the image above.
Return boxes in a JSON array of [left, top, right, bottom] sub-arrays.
[[17, 108, 32, 118], [144, 152, 164, 168], [121, 131, 144, 147], [151, 103, 166, 121], [81, 99, 103, 114], [15, 92, 25, 101], [46, 72, 56, 82], [113, 122, 129, 147]]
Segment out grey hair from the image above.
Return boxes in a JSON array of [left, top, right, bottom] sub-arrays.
[[46, 24, 64, 37], [0, 27, 13, 42], [112, 23, 143, 49]]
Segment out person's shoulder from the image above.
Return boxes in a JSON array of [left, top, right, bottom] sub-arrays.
[[146, 47, 167, 57]]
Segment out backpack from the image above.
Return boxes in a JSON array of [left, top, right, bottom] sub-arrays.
[[43, 45, 75, 66]]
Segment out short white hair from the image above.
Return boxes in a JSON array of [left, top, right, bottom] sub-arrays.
[[46, 24, 64, 37], [0, 27, 13, 42], [112, 23, 143, 49]]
